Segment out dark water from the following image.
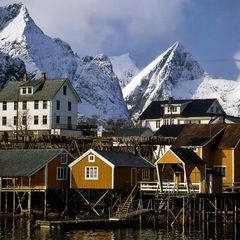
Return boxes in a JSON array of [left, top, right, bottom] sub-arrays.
[[0, 218, 238, 239]]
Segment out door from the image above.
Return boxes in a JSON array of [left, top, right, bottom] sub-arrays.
[[131, 168, 137, 186]]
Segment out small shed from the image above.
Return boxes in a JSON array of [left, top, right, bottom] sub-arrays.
[[0, 149, 74, 190], [69, 149, 155, 189], [155, 147, 206, 193]]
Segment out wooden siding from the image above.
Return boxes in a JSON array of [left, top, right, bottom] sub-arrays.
[[212, 149, 232, 184], [156, 150, 181, 164], [47, 154, 70, 190], [71, 153, 113, 189], [31, 167, 45, 189], [234, 144, 240, 182]]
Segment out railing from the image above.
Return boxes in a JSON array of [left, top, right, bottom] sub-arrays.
[[223, 182, 240, 192], [140, 181, 201, 194]]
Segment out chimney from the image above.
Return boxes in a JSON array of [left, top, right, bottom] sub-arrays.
[[41, 72, 46, 81], [168, 96, 173, 104], [22, 73, 29, 82]]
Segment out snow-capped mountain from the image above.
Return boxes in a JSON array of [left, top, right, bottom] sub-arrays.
[[123, 41, 240, 119], [110, 53, 140, 88], [0, 3, 77, 80], [75, 54, 129, 122], [0, 52, 26, 88], [0, 3, 129, 123], [123, 42, 205, 119]]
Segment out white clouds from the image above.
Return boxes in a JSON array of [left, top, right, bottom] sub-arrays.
[[234, 51, 240, 81], [0, 0, 190, 57]]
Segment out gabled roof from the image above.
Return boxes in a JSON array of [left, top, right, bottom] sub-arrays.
[[0, 149, 66, 176], [154, 124, 186, 138], [140, 98, 223, 120], [113, 127, 154, 137], [218, 124, 240, 149], [0, 79, 80, 102], [69, 149, 155, 169], [173, 124, 226, 147], [171, 148, 205, 165]]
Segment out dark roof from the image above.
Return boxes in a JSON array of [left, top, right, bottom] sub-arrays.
[[171, 148, 205, 165], [20, 80, 43, 87], [0, 79, 80, 101], [173, 124, 226, 147], [218, 124, 240, 149], [94, 150, 155, 168], [113, 127, 154, 137], [140, 98, 223, 120], [154, 124, 186, 138], [0, 149, 64, 176]]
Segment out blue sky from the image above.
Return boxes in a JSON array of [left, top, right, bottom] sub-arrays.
[[1, 0, 240, 79]]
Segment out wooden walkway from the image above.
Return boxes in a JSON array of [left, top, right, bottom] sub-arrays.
[[35, 218, 138, 229]]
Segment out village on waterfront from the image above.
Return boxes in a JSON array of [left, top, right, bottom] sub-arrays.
[[0, 74, 240, 230]]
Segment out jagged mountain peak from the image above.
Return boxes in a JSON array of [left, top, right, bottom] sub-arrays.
[[123, 42, 205, 119], [110, 53, 140, 89]]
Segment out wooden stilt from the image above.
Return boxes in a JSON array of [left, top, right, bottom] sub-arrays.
[[44, 191, 47, 220], [28, 191, 31, 216], [5, 192, 7, 213]]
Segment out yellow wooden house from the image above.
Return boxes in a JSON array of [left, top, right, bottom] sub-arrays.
[[155, 147, 206, 193]]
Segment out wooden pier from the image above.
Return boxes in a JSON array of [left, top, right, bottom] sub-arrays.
[[35, 218, 139, 230]]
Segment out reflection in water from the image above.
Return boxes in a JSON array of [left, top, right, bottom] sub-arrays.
[[0, 217, 239, 240]]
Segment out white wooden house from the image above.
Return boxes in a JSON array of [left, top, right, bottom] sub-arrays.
[[139, 98, 226, 132], [0, 73, 81, 138]]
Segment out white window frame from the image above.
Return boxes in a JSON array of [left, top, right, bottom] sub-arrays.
[[57, 167, 68, 180], [85, 166, 98, 180], [88, 155, 95, 162], [61, 153, 68, 164], [142, 168, 150, 180]]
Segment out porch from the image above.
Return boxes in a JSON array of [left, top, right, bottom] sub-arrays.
[[140, 181, 201, 194]]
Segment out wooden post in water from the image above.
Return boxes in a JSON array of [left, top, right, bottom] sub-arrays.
[[183, 196, 185, 226], [44, 191, 47, 220], [5, 192, 7, 213], [28, 191, 31, 216]]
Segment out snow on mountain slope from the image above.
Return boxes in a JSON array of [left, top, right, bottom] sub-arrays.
[[172, 75, 240, 116], [0, 3, 129, 124], [0, 52, 26, 88], [123, 42, 205, 119], [74, 54, 129, 122], [110, 53, 140, 88], [0, 3, 77, 80]]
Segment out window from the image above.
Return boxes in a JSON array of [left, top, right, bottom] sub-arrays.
[[88, 155, 95, 162], [43, 100, 47, 109], [14, 101, 17, 110], [56, 116, 60, 124], [2, 101, 7, 111], [28, 88, 32, 94], [13, 116, 17, 126], [142, 168, 150, 180], [156, 120, 161, 128], [173, 106, 177, 112], [85, 166, 98, 180], [63, 86, 67, 95], [61, 153, 68, 164], [2, 117, 7, 126], [213, 166, 226, 178], [22, 116, 27, 125], [22, 101, 27, 110], [34, 100, 39, 109], [56, 100, 60, 110], [57, 167, 67, 180], [22, 88, 27, 94], [34, 116, 38, 125], [68, 101, 71, 111], [42, 115, 47, 125]]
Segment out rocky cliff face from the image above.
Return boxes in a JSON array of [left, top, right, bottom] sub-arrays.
[[123, 42, 205, 119], [0, 52, 25, 88], [0, 3, 129, 123]]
